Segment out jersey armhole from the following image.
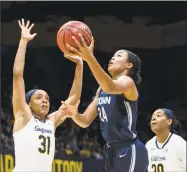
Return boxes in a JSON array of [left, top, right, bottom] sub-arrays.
[[13, 116, 35, 137]]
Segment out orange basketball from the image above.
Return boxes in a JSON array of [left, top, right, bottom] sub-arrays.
[[57, 21, 92, 53]]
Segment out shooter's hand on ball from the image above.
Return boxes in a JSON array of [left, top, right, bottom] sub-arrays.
[[66, 34, 95, 63], [18, 18, 37, 42]]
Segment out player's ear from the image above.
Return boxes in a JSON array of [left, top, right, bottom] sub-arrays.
[[167, 119, 172, 126], [127, 62, 133, 69]]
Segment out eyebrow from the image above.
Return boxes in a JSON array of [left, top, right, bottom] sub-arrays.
[[34, 93, 49, 98], [152, 112, 163, 117]]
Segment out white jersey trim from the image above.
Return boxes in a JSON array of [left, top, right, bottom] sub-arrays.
[[129, 144, 136, 172], [124, 101, 136, 138]]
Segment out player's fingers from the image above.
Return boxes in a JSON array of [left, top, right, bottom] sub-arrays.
[[28, 23, 35, 31], [76, 100, 80, 107], [66, 44, 81, 55], [18, 20, 22, 29], [65, 51, 74, 58], [31, 33, 37, 39], [61, 101, 69, 108], [22, 18, 25, 27], [61, 101, 66, 105], [90, 36, 94, 49], [79, 33, 87, 47], [72, 36, 82, 48], [61, 116, 66, 121], [25, 20, 30, 28]]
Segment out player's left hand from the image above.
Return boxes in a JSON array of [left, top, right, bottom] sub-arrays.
[[66, 34, 95, 63], [64, 52, 83, 64]]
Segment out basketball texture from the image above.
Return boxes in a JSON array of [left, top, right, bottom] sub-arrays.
[[57, 21, 92, 53]]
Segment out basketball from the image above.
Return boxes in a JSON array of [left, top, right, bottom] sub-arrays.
[[57, 21, 92, 53]]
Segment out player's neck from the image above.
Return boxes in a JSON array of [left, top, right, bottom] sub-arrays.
[[33, 114, 45, 122], [157, 130, 171, 143], [112, 71, 128, 80]]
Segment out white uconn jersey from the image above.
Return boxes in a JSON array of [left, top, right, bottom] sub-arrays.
[[146, 133, 186, 172], [13, 116, 55, 172]]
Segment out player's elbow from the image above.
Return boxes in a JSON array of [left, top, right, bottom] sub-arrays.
[[13, 68, 23, 77], [81, 123, 90, 128], [80, 120, 91, 128], [80, 119, 92, 128]]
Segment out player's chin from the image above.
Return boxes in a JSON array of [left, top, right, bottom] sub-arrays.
[[40, 109, 49, 116], [151, 125, 158, 132], [108, 66, 114, 74]]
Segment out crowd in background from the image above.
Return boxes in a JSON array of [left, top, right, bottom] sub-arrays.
[[1, 84, 104, 160], [1, 45, 187, 159]]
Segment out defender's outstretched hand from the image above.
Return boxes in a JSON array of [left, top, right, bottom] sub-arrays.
[[64, 52, 83, 64], [18, 18, 37, 42]]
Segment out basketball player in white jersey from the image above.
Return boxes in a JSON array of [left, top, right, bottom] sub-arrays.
[[146, 108, 186, 172], [12, 19, 83, 171]]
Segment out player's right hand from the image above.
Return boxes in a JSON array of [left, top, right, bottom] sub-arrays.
[[59, 100, 80, 119], [18, 18, 37, 42]]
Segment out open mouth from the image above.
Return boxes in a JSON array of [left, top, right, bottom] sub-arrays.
[[42, 105, 48, 110], [151, 122, 157, 127], [108, 61, 113, 67]]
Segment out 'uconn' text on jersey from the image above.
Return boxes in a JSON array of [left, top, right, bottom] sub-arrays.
[[97, 90, 137, 143]]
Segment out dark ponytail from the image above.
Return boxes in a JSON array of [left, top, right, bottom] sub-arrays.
[[162, 108, 183, 137], [172, 120, 183, 136]]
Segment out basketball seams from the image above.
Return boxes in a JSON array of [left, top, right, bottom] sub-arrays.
[[57, 24, 70, 52], [67, 28, 79, 49], [57, 21, 92, 53], [63, 27, 67, 51], [69, 25, 92, 45]]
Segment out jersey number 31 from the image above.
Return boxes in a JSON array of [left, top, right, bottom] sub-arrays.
[[38, 135, 51, 155]]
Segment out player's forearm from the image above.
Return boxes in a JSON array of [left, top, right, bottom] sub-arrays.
[[48, 110, 67, 128], [68, 61, 83, 105], [72, 113, 90, 128], [87, 56, 115, 93], [13, 38, 28, 76]]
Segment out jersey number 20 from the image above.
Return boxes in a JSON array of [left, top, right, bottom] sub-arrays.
[[98, 107, 108, 122], [38, 135, 50, 155], [152, 163, 164, 172]]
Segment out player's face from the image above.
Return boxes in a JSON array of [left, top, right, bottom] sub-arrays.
[[150, 109, 172, 134], [108, 50, 133, 77], [29, 90, 50, 118]]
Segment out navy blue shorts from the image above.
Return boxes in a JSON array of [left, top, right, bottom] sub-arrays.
[[103, 139, 148, 172]]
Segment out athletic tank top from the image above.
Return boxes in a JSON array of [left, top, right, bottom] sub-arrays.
[[13, 116, 55, 172], [97, 89, 137, 143]]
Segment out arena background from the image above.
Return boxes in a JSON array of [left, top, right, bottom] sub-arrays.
[[1, 1, 187, 172]]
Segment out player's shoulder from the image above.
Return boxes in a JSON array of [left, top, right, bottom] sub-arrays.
[[171, 133, 186, 144], [146, 136, 156, 148]]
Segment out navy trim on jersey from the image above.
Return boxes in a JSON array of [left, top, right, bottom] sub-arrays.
[[155, 133, 173, 149]]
